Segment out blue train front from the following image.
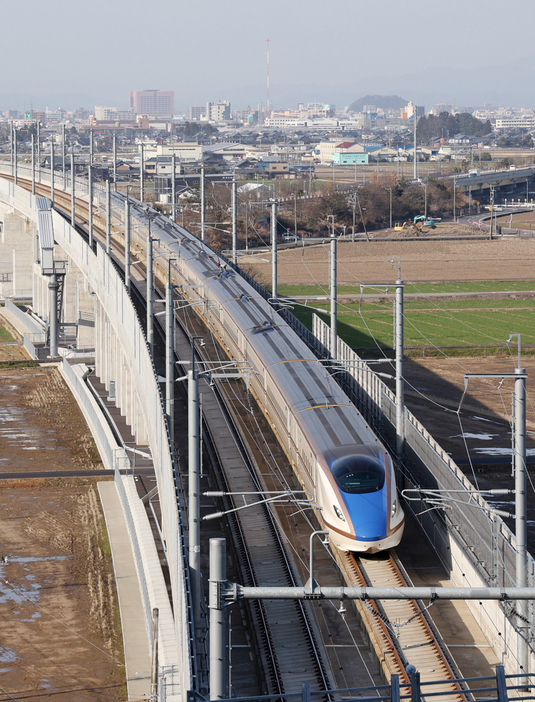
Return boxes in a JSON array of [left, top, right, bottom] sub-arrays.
[[318, 444, 405, 553]]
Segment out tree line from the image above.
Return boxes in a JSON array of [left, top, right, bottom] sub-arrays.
[[416, 112, 492, 144]]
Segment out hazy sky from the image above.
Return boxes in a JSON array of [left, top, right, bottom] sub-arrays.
[[3, 0, 535, 112]]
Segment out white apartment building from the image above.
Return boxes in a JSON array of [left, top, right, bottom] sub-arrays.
[[495, 116, 535, 130], [205, 101, 231, 121]]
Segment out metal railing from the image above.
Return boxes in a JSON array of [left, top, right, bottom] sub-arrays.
[[188, 668, 534, 702], [0, 169, 192, 700]]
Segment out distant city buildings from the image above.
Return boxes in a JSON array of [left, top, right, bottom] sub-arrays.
[[186, 101, 232, 122], [94, 106, 135, 121], [129, 90, 175, 118]]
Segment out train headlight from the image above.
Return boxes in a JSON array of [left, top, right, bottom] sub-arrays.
[[333, 505, 346, 522], [391, 500, 398, 519]]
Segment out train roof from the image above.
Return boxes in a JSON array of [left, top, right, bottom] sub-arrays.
[[150, 214, 382, 454]]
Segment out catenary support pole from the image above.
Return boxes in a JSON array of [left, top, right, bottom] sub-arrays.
[[89, 128, 93, 173], [140, 143, 144, 203], [166, 260, 176, 440], [200, 163, 205, 241], [48, 274, 59, 358], [124, 198, 131, 292], [62, 124, 66, 189], [171, 154, 177, 223], [395, 275, 405, 459], [31, 134, 35, 195], [106, 179, 111, 255], [271, 202, 277, 299], [146, 220, 153, 353], [50, 141, 54, 205], [10, 123, 13, 176], [113, 133, 117, 191], [209, 538, 228, 700], [189, 340, 201, 647], [37, 122, 41, 183], [70, 153, 75, 227], [330, 217, 337, 357], [231, 177, 237, 264], [13, 126, 17, 186], [150, 608, 159, 702], [88, 162, 93, 248], [513, 336, 528, 677]]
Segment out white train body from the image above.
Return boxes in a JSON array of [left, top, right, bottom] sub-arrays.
[[148, 211, 405, 552]]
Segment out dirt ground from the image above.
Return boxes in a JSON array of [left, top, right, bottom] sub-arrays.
[[246, 236, 535, 286], [0, 367, 124, 701]]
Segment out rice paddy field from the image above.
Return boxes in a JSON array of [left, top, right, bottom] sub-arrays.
[[285, 283, 535, 352]]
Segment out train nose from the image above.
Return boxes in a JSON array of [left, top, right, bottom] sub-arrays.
[[354, 521, 386, 540]]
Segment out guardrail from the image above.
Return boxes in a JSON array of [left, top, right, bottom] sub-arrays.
[[0, 169, 192, 701]]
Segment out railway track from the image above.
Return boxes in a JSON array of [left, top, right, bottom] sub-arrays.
[[3, 173, 483, 697], [30, 175, 334, 696], [339, 550, 469, 699]]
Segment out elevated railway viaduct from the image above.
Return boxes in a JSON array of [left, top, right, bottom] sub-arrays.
[[1, 163, 535, 700]]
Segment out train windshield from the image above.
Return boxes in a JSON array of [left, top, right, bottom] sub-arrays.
[[332, 455, 385, 494]]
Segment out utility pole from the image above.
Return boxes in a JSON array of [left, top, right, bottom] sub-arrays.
[[231, 176, 237, 264], [88, 159, 93, 248], [393, 257, 404, 461], [351, 191, 356, 243], [31, 134, 35, 195], [50, 141, 54, 206], [13, 126, 17, 186], [37, 122, 41, 183], [464, 339, 528, 678], [171, 154, 177, 223], [140, 143, 144, 203], [200, 163, 205, 240], [512, 335, 528, 678], [413, 112, 418, 180], [106, 179, 111, 255], [70, 153, 75, 227], [385, 187, 393, 229], [124, 195, 131, 293], [113, 133, 117, 191], [271, 202, 277, 299], [10, 123, 13, 177], [62, 123, 66, 190], [453, 176, 457, 223], [146, 218, 153, 353], [209, 538, 228, 700], [328, 215, 337, 357], [294, 192, 298, 237], [489, 186, 495, 240]]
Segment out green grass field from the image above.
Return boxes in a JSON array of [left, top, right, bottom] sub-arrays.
[[287, 281, 535, 351], [278, 280, 535, 298], [0, 325, 15, 342]]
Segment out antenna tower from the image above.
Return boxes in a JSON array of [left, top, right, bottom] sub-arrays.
[[266, 39, 270, 116]]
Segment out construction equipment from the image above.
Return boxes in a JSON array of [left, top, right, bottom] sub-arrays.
[[413, 215, 437, 231]]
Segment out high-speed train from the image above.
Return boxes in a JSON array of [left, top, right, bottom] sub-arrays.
[[146, 208, 405, 552]]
